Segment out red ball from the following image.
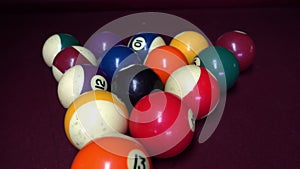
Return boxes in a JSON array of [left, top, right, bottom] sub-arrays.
[[215, 30, 256, 72], [129, 91, 195, 158], [165, 65, 220, 120]]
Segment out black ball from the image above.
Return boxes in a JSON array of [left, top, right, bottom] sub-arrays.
[[111, 64, 164, 111]]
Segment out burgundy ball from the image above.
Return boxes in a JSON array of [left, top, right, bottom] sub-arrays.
[[215, 30, 256, 72], [52, 46, 97, 82]]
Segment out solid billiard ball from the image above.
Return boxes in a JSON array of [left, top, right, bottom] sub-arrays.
[[64, 90, 128, 149], [194, 46, 240, 90], [58, 64, 109, 108], [129, 91, 195, 158], [42, 33, 80, 67], [71, 134, 153, 169], [52, 46, 97, 81], [165, 65, 220, 120], [84, 31, 122, 61], [144, 45, 188, 85], [170, 31, 210, 64], [98, 45, 142, 82], [111, 64, 164, 111], [128, 32, 166, 61], [215, 30, 256, 71]]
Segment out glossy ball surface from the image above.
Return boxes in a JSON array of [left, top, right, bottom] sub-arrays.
[[58, 64, 109, 108], [111, 64, 164, 111], [52, 46, 97, 81], [84, 31, 121, 61], [71, 134, 153, 169], [42, 33, 80, 67], [170, 31, 209, 64], [129, 91, 195, 158], [98, 45, 142, 82], [64, 90, 128, 149], [165, 65, 220, 120], [215, 30, 255, 71], [128, 32, 165, 61], [144, 45, 188, 85], [194, 46, 240, 90]]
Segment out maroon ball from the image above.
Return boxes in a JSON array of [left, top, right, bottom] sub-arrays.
[[215, 30, 256, 72]]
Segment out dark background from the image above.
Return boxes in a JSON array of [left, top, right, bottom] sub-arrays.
[[0, 1, 299, 168]]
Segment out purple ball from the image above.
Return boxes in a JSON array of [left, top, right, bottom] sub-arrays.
[[84, 31, 121, 62]]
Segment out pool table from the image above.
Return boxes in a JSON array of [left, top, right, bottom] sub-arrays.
[[0, 0, 299, 168]]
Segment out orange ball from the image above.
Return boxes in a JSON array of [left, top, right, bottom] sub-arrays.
[[144, 45, 188, 85], [71, 134, 153, 169], [170, 31, 209, 64]]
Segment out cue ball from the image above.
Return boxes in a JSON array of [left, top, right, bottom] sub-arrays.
[[170, 31, 209, 64], [165, 65, 220, 120], [64, 90, 128, 149], [194, 46, 240, 90], [98, 45, 142, 82], [52, 46, 97, 82], [128, 32, 166, 61], [111, 64, 164, 111], [129, 91, 195, 158], [42, 33, 80, 67], [144, 45, 188, 85], [58, 64, 109, 108], [71, 134, 153, 169], [215, 30, 256, 71]]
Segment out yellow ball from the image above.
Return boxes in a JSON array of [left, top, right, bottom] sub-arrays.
[[170, 31, 209, 64], [64, 90, 128, 149]]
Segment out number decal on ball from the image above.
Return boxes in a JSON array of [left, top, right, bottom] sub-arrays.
[[188, 109, 196, 132], [132, 37, 146, 51], [133, 154, 146, 169], [91, 75, 108, 91], [127, 149, 149, 169], [193, 57, 201, 66]]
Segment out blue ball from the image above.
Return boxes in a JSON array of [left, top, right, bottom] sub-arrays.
[[128, 32, 165, 61], [98, 45, 142, 82]]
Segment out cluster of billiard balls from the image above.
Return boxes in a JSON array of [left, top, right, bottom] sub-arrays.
[[42, 30, 255, 169]]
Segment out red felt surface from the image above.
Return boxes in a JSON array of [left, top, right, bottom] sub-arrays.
[[0, 6, 299, 169]]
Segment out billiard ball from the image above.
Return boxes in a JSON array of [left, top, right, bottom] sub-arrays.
[[129, 91, 195, 158], [170, 31, 210, 64], [98, 45, 142, 82], [144, 45, 188, 85], [42, 33, 80, 67], [165, 65, 220, 120], [64, 90, 128, 149], [71, 134, 153, 169], [58, 64, 109, 108], [128, 32, 166, 61], [111, 64, 164, 111], [215, 30, 256, 71], [193, 46, 240, 90], [52, 46, 97, 81], [84, 31, 121, 61]]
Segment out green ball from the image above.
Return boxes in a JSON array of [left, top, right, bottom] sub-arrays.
[[193, 46, 240, 90], [42, 33, 81, 67]]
